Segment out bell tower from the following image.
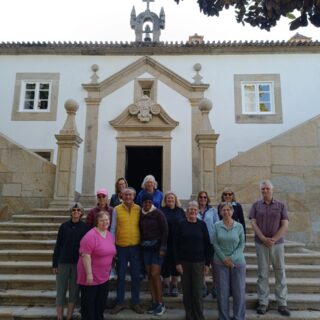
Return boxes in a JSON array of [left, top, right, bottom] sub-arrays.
[[130, 0, 165, 42]]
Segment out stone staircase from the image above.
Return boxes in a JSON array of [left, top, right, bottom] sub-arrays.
[[0, 208, 320, 319]]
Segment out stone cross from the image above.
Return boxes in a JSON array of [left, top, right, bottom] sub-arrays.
[[143, 0, 154, 10]]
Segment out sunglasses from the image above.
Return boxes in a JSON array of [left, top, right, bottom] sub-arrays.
[[199, 196, 207, 199], [97, 195, 106, 199], [72, 208, 81, 212], [223, 193, 233, 196]]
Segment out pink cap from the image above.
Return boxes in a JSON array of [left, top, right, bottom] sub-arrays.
[[96, 188, 108, 196]]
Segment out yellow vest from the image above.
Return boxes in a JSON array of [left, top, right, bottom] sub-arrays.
[[115, 203, 140, 247]]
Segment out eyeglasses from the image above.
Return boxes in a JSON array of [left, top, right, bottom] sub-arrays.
[[72, 208, 81, 212], [97, 195, 106, 199], [223, 193, 233, 196], [199, 196, 207, 199]]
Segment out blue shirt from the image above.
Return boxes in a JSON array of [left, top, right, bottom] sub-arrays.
[[197, 206, 219, 245], [135, 189, 163, 208]]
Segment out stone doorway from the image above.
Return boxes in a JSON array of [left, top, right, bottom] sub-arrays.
[[125, 146, 163, 193]]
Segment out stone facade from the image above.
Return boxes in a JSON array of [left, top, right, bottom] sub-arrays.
[[217, 115, 320, 248], [0, 133, 55, 213]]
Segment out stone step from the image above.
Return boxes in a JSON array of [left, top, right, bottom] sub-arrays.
[[0, 289, 319, 311], [0, 260, 318, 278], [11, 215, 71, 224], [30, 208, 92, 216], [0, 222, 60, 231], [0, 240, 55, 250], [1, 274, 319, 293], [0, 250, 52, 262], [244, 240, 305, 253], [0, 230, 57, 240], [0, 306, 320, 320]]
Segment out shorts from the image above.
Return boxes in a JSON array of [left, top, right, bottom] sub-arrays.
[[143, 250, 163, 266]]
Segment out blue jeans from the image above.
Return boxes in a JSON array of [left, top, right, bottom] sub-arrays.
[[116, 245, 141, 305], [215, 262, 246, 320]]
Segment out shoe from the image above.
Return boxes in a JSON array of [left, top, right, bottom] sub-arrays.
[[256, 304, 268, 315], [163, 285, 170, 297], [278, 306, 291, 316], [171, 284, 179, 297], [211, 287, 217, 299], [147, 302, 157, 314], [153, 303, 166, 316], [131, 304, 144, 314], [109, 266, 117, 280], [110, 304, 125, 315], [202, 285, 209, 298]]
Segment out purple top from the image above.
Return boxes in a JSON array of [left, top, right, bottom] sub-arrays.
[[249, 198, 288, 245], [77, 228, 116, 286]]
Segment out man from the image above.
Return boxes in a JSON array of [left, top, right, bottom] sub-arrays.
[[110, 187, 143, 314], [86, 188, 113, 229], [249, 180, 290, 316]]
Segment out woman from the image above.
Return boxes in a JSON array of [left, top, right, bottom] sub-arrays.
[[52, 203, 88, 320], [110, 177, 128, 207], [197, 191, 219, 298], [140, 193, 168, 316], [218, 188, 246, 240], [213, 202, 246, 320], [174, 201, 212, 320], [77, 211, 116, 320], [160, 191, 185, 297], [136, 174, 163, 208]]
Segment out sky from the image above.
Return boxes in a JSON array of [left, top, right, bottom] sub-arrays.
[[0, 0, 319, 43]]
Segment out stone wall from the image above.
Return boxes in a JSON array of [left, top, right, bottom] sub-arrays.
[[0, 133, 55, 215], [217, 115, 320, 248]]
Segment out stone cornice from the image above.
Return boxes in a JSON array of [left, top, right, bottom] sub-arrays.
[[0, 40, 320, 55]]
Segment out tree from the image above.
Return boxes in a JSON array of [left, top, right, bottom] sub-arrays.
[[174, 0, 320, 31]]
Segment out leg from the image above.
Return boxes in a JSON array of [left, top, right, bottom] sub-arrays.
[[146, 264, 156, 302], [190, 262, 205, 320], [80, 285, 98, 320], [271, 244, 288, 307], [215, 262, 231, 320], [129, 246, 141, 305], [55, 264, 70, 320], [66, 264, 79, 320], [255, 242, 270, 306], [181, 261, 194, 320], [95, 281, 109, 320], [231, 264, 246, 320], [150, 264, 163, 304], [116, 246, 128, 305]]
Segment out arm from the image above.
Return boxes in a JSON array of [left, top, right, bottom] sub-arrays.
[[230, 224, 245, 263], [272, 219, 289, 242], [158, 211, 168, 255], [52, 224, 63, 271], [212, 223, 226, 262], [82, 253, 93, 284], [110, 209, 117, 237], [236, 204, 247, 241]]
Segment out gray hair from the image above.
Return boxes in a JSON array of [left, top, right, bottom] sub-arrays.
[[219, 202, 234, 213], [187, 200, 199, 210], [260, 180, 274, 190], [141, 174, 158, 189], [122, 187, 136, 197]]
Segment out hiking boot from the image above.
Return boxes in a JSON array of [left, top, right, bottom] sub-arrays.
[[256, 304, 268, 315], [110, 304, 125, 315], [131, 304, 144, 314], [278, 306, 291, 316], [153, 303, 166, 316]]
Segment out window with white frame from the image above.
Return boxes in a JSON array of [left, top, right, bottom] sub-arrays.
[[20, 81, 52, 111], [234, 74, 282, 124], [12, 73, 59, 121]]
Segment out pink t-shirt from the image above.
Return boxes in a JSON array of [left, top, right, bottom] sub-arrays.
[[77, 228, 116, 286]]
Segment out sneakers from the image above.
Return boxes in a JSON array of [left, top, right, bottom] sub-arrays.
[[278, 306, 291, 316], [147, 302, 158, 314], [110, 303, 125, 315], [153, 303, 166, 316], [163, 285, 170, 297], [256, 304, 268, 315], [131, 304, 144, 314], [170, 284, 179, 297]]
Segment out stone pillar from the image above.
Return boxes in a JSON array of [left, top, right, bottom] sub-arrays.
[[195, 99, 219, 200], [79, 97, 101, 207], [49, 100, 83, 208]]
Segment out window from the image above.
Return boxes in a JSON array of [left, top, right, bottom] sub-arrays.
[[234, 74, 282, 124], [12, 73, 59, 121], [20, 81, 51, 111], [134, 79, 156, 101], [32, 150, 53, 162]]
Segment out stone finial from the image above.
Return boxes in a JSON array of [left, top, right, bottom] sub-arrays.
[[90, 64, 99, 84], [198, 98, 213, 131], [193, 63, 203, 84], [60, 99, 80, 135]]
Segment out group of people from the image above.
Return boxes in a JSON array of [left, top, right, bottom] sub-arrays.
[[52, 176, 290, 320]]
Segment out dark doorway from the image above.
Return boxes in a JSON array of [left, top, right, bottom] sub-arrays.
[[125, 146, 163, 193]]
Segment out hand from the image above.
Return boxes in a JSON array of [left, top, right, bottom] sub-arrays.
[[176, 264, 183, 275], [159, 250, 166, 257], [86, 273, 93, 284], [204, 265, 209, 275], [263, 237, 275, 247], [223, 257, 234, 268], [52, 268, 58, 274]]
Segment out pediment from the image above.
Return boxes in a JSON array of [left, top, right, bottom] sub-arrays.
[[109, 95, 178, 131]]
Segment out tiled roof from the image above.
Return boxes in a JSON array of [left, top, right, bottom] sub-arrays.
[[0, 40, 319, 55]]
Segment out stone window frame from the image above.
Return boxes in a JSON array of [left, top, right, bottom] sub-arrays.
[[12, 73, 60, 121], [30, 149, 54, 162], [134, 78, 157, 101], [234, 74, 283, 124]]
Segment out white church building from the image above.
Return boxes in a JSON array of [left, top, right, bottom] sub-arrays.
[[1, 1, 320, 247]]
